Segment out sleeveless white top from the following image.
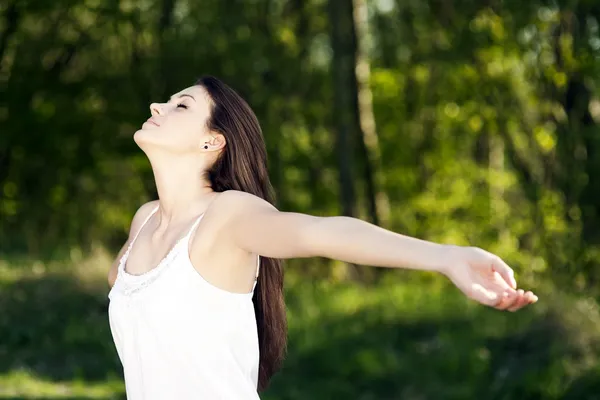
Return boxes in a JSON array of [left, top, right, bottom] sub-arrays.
[[108, 205, 261, 399]]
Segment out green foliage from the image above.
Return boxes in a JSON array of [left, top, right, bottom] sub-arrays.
[[2, 0, 600, 397]]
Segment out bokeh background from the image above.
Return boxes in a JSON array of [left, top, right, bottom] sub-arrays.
[[2, 0, 600, 398]]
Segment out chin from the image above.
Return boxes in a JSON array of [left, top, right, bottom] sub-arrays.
[[133, 127, 181, 154], [133, 125, 161, 145]]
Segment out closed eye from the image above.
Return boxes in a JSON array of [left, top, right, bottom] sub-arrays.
[[177, 103, 188, 109]]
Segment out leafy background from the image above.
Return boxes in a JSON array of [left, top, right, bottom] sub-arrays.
[[1, 0, 600, 398]]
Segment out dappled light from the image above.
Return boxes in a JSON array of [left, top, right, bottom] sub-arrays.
[[2, 0, 600, 398]]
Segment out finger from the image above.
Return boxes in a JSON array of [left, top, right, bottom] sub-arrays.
[[527, 291, 539, 303], [508, 290, 526, 312], [471, 284, 501, 307], [512, 290, 528, 311], [491, 256, 517, 289], [494, 292, 515, 310], [491, 271, 516, 292], [510, 298, 529, 312], [514, 291, 538, 309], [494, 291, 519, 310]]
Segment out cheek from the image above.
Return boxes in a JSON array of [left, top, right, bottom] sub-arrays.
[[167, 117, 203, 149]]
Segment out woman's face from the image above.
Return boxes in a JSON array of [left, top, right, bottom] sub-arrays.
[[134, 85, 221, 154]]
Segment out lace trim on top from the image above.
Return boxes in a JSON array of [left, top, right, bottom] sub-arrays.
[[112, 202, 260, 297], [117, 239, 187, 296], [115, 206, 203, 296]]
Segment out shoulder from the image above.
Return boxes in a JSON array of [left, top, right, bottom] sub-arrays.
[[208, 190, 278, 234], [212, 190, 277, 214], [128, 200, 159, 238]]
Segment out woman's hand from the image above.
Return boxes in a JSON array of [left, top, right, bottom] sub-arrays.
[[441, 246, 538, 311]]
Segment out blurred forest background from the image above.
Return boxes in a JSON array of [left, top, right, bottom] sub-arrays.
[[2, 0, 600, 398]]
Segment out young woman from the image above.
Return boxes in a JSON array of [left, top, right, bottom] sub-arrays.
[[107, 76, 538, 399]]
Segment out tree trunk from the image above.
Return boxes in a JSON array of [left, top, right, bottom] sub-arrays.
[[353, 0, 389, 226], [0, 1, 19, 71], [328, 0, 387, 281], [328, 0, 358, 219]]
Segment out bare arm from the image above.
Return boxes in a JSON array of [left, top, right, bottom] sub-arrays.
[[107, 200, 159, 287], [219, 190, 446, 272], [219, 190, 537, 311]]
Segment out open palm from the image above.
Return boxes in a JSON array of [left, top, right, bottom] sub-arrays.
[[442, 246, 538, 311]]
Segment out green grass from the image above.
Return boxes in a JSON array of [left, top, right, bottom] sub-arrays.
[[267, 269, 600, 400], [0, 369, 123, 399], [1, 254, 599, 399]]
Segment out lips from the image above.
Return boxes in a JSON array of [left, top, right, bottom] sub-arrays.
[[146, 118, 160, 127]]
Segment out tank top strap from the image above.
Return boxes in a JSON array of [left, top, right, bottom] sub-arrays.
[[184, 213, 205, 240], [131, 205, 159, 244], [183, 193, 220, 242]]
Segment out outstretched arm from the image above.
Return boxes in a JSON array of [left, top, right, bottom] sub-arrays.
[[220, 190, 538, 311], [228, 196, 447, 270]]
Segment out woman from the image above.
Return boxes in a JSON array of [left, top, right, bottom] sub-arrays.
[[107, 76, 537, 399]]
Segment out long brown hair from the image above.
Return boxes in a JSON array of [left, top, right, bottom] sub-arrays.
[[196, 76, 287, 392]]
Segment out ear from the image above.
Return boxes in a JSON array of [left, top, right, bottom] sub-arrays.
[[202, 132, 226, 151]]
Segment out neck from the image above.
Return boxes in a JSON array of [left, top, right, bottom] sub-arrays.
[[148, 153, 217, 226]]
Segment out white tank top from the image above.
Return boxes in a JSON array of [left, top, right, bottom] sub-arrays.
[[108, 205, 261, 399]]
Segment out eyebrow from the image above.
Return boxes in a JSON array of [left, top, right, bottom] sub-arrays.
[[168, 94, 196, 102]]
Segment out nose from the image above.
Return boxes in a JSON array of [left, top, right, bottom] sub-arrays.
[[150, 102, 163, 116]]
